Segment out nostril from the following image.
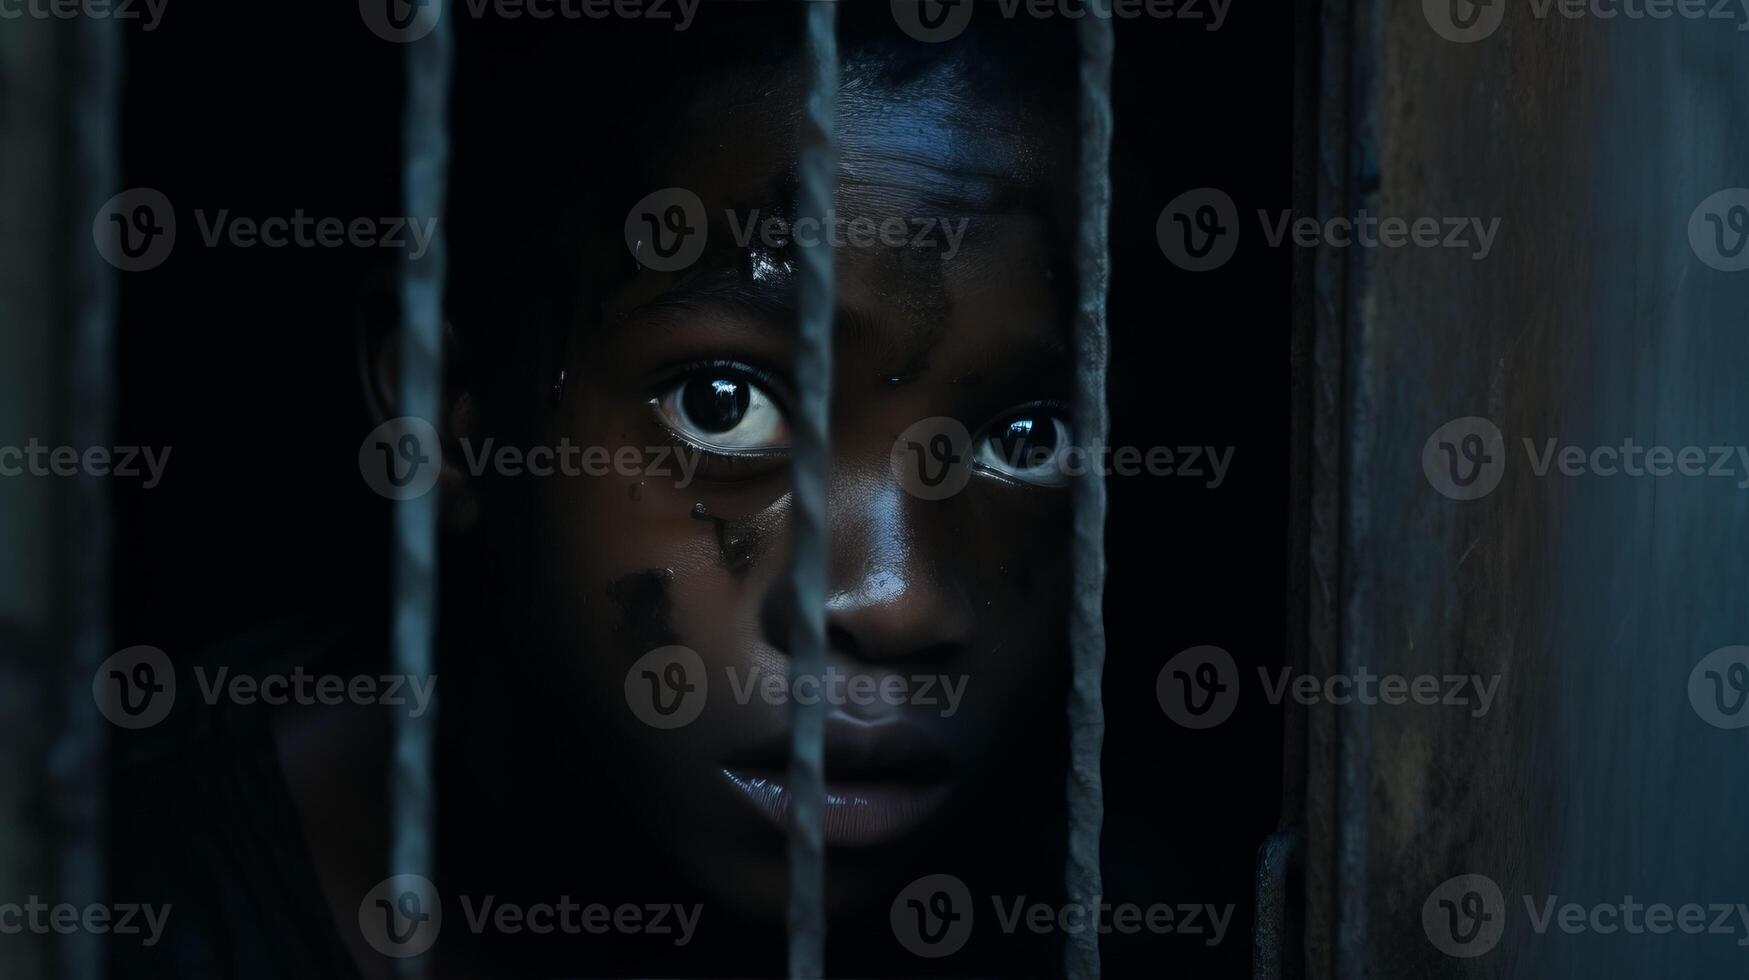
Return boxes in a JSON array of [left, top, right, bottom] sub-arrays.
[[826, 624, 859, 659]]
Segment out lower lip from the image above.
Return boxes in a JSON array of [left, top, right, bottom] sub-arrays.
[[720, 767, 951, 847]]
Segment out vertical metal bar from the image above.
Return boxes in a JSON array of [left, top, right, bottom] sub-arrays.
[[56, 11, 122, 980], [1304, 0, 1354, 974], [786, 2, 837, 977], [1064, 13, 1113, 980], [393, 7, 451, 977], [1331, 1, 1380, 975], [0, 18, 60, 980]]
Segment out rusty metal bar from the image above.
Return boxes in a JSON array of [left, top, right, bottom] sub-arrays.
[[1065, 13, 1113, 980], [786, 2, 837, 977], [55, 10, 122, 980], [392, 6, 451, 977]]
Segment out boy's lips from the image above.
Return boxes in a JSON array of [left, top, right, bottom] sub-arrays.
[[719, 718, 954, 846]]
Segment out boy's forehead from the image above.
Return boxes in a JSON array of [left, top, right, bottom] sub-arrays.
[[607, 62, 1072, 363], [652, 64, 1067, 216]]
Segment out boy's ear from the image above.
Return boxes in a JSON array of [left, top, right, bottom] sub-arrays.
[[355, 272, 481, 532]]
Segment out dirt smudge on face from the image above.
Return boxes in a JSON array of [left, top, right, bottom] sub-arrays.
[[691, 500, 786, 575], [606, 568, 678, 656]]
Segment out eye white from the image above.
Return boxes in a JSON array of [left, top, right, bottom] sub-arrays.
[[973, 415, 1072, 487], [657, 378, 788, 451]]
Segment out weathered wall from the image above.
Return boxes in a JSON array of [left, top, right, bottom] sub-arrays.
[[1316, 2, 1749, 977]]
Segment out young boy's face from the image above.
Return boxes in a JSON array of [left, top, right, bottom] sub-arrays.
[[518, 54, 1075, 916]]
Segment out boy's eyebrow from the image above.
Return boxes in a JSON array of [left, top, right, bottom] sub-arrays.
[[609, 253, 1072, 373], [615, 261, 795, 329], [611, 260, 889, 351]]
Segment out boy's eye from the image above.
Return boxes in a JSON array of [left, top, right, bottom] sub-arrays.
[[655, 372, 789, 452], [973, 409, 1072, 487]]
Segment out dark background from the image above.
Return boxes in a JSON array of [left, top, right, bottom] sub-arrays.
[[111, 2, 1294, 976]]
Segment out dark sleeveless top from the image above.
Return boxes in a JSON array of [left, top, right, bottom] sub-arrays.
[[110, 614, 365, 979]]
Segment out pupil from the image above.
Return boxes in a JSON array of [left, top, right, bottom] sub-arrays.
[[994, 416, 1056, 467], [683, 377, 750, 433]]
